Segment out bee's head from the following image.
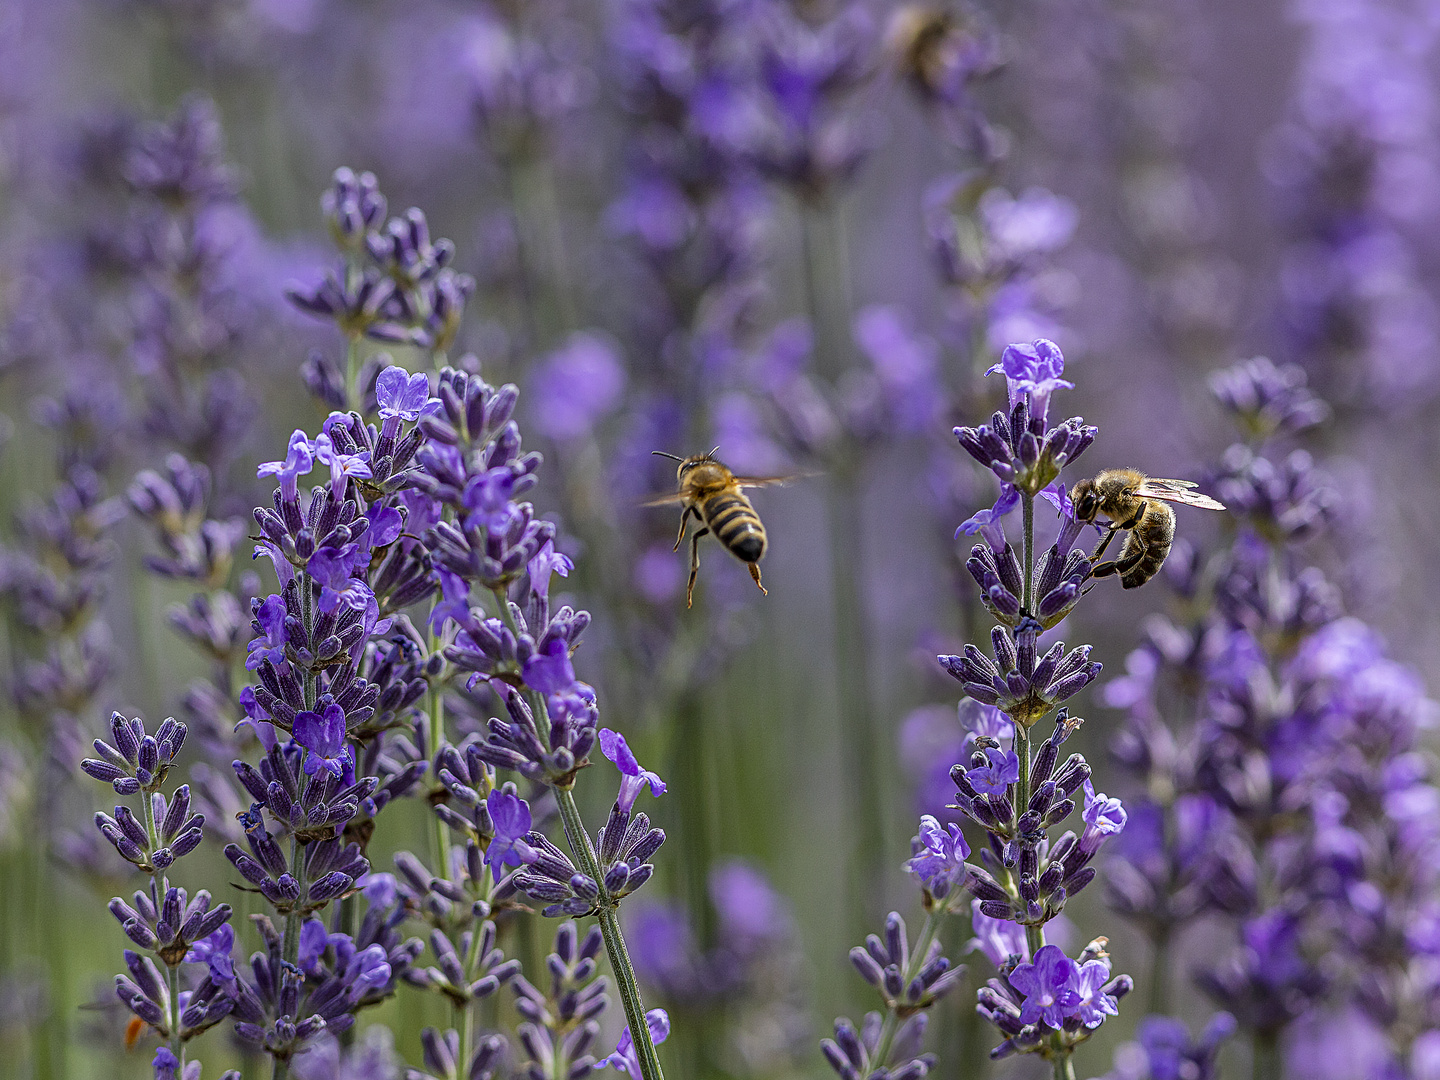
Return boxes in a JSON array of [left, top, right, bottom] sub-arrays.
[[654, 448, 720, 483], [1072, 479, 1099, 523]]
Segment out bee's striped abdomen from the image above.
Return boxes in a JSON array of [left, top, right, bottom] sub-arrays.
[[1120, 501, 1175, 589], [701, 492, 767, 563]]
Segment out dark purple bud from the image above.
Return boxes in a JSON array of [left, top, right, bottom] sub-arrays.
[[1043, 800, 1075, 828], [603, 863, 630, 894], [1063, 867, 1096, 895]]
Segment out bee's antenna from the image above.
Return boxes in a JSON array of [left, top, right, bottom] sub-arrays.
[[651, 450, 685, 462], [707, 445, 720, 458]]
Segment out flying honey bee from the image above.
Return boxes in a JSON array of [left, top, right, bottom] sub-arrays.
[[1072, 468, 1225, 589], [644, 450, 797, 609]]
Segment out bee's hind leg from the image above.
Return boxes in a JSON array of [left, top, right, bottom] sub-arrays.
[[748, 561, 767, 596], [1087, 505, 1147, 575], [672, 506, 693, 552], [1090, 534, 1148, 582], [686, 527, 709, 609]]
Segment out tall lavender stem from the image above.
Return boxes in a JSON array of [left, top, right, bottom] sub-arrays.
[[493, 587, 667, 1080], [799, 197, 885, 924]]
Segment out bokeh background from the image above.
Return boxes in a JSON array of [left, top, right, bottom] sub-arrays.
[[0, 0, 1437, 1076]]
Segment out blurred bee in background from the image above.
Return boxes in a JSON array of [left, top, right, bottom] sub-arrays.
[[885, 4, 1000, 108], [645, 451, 798, 609], [1073, 468, 1226, 589]]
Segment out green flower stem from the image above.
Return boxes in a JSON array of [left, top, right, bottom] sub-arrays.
[[425, 650, 451, 879], [345, 334, 361, 413], [457, 998, 472, 1077], [1053, 1045, 1077, 1080], [492, 588, 666, 1080], [1253, 1031, 1280, 1080], [274, 834, 307, 1080], [800, 196, 886, 928], [1147, 924, 1171, 1016], [1017, 493, 1046, 962], [870, 909, 943, 1069], [166, 961, 183, 1057], [1021, 492, 1035, 615], [596, 902, 667, 1080], [827, 466, 885, 927], [1015, 723, 1031, 836]]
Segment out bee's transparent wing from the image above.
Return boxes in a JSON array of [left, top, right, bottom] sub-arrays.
[[1135, 478, 1226, 510], [638, 492, 689, 507], [732, 472, 815, 490]]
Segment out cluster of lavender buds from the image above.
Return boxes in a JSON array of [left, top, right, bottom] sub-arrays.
[[119, 98, 265, 477], [507, 921, 609, 1080], [81, 713, 238, 1069], [1100, 356, 1440, 1077], [289, 167, 476, 407], [826, 340, 1131, 1080]]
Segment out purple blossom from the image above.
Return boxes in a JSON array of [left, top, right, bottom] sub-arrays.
[[294, 703, 350, 778], [364, 504, 404, 548], [607, 173, 693, 252], [853, 304, 942, 433], [599, 728, 667, 813], [1080, 779, 1127, 853], [968, 747, 1020, 796], [397, 487, 443, 536], [484, 790, 538, 878], [969, 899, 1029, 966], [528, 332, 627, 441], [357, 872, 398, 911], [959, 481, 1071, 553], [710, 860, 790, 942], [528, 539, 574, 601], [960, 698, 1013, 749], [185, 923, 236, 986], [522, 637, 577, 694], [626, 901, 696, 993], [985, 339, 1074, 425], [463, 468, 519, 534], [978, 187, 1078, 264], [341, 944, 392, 1002], [600, 1008, 671, 1077], [429, 568, 472, 634], [235, 690, 279, 750], [905, 814, 971, 898], [310, 432, 373, 500], [151, 1047, 198, 1080], [899, 704, 970, 819], [257, 429, 315, 502], [1071, 957, 1118, 1028], [307, 545, 374, 614], [1285, 1008, 1395, 1080], [958, 484, 1019, 552], [374, 365, 435, 436], [246, 594, 288, 671], [299, 919, 331, 974], [254, 538, 296, 589], [1008, 944, 1081, 1029]]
